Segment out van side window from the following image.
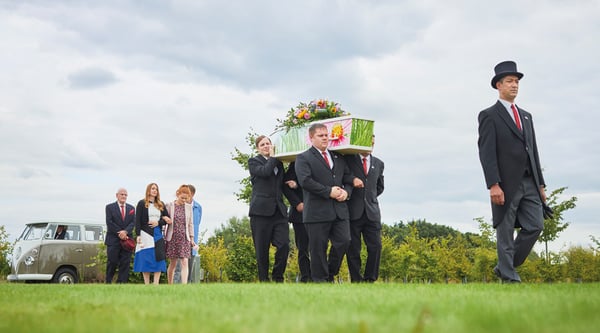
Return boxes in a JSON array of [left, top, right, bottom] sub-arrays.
[[67, 227, 81, 241], [85, 226, 104, 241]]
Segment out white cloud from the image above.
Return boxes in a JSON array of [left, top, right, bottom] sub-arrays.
[[1, 1, 599, 252]]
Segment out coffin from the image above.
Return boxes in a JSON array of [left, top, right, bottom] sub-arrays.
[[272, 116, 374, 162]]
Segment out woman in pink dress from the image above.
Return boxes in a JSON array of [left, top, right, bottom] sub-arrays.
[[165, 185, 195, 284]]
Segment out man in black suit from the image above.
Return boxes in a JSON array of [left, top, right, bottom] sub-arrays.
[[295, 123, 362, 282], [478, 60, 547, 283], [248, 135, 289, 282], [344, 136, 385, 283], [54, 225, 68, 240], [282, 162, 311, 282], [105, 188, 135, 283]]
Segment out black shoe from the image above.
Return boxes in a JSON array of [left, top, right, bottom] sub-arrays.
[[493, 267, 502, 279], [502, 279, 521, 284]]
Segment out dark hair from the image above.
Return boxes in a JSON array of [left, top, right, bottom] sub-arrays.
[[187, 184, 196, 195]]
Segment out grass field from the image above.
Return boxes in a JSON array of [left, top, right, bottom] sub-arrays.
[[1, 282, 599, 333]]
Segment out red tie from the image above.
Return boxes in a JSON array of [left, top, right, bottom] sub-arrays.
[[511, 104, 522, 131], [120, 205, 125, 220], [362, 157, 368, 175], [322, 151, 330, 168]]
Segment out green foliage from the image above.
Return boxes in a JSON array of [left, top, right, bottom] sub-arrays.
[[225, 235, 257, 282], [382, 219, 459, 246], [564, 246, 600, 282], [539, 187, 577, 261], [231, 129, 259, 204], [199, 237, 228, 282], [0, 225, 12, 278], [211, 216, 252, 247]]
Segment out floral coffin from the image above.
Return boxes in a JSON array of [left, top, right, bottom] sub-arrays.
[[273, 116, 374, 162]]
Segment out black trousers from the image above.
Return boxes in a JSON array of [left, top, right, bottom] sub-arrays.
[[305, 219, 350, 282], [292, 222, 311, 282], [495, 176, 544, 282], [250, 212, 290, 282], [106, 243, 132, 283], [347, 212, 382, 282]]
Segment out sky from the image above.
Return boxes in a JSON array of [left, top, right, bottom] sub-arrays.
[[1, 0, 598, 253]]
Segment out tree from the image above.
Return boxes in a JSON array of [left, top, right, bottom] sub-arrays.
[[210, 216, 252, 248], [469, 217, 497, 282], [231, 129, 259, 204], [0, 225, 12, 278], [199, 237, 229, 282], [225, 235, 257, 282], [538, 187, 577, 262]]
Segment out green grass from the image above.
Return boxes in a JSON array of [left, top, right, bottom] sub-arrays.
[[1, 283, 599, 333]]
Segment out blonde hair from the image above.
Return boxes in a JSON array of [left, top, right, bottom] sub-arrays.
[[144, 183, 164, 211]]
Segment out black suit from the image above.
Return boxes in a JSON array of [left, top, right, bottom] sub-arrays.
[[105, 201, 135, 283], [282, 162, 311, 282], [344, 154, 385, 282], [248, 154, 289, 282], [295, 147, 354, 282], [478, 100, 545, 282]]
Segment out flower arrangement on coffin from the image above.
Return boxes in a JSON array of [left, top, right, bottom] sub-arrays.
[[275, 99, 350, 132]]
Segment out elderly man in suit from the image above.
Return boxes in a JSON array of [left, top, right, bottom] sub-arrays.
[[248, 135, 289, 282], [295, 123, 363, 282], [478, 60, 547, 283], [344, 136, 385, 283], [105, 187, 135, 283]]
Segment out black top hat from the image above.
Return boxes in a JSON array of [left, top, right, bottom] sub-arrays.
[[491, 60, 524, 89]]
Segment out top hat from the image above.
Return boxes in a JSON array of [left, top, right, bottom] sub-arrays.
[[491, 60, 524, 89]]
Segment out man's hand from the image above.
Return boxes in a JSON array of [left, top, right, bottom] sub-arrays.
[[117, 230, 128, 240], [296, 202, 304, 212], [285, 180, 298, 189], [335, 189, 348, 202], [490, 183, 505, 205], [330, 186, 343, 199], [353, 177, 364, 188], [268, 145, 275, 157], [539, 186, 547, 203]]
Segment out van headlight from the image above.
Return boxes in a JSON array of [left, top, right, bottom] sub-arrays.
[[25, 256, 35, 266]]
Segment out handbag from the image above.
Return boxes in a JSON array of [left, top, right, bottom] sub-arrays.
[[120, 237, 136, 252]]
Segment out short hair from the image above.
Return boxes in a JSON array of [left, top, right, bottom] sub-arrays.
[[255, 135, 271, 148], [176, 184, 191, 196], [308, 123, 327, 137], [187, 184, 196, 195]]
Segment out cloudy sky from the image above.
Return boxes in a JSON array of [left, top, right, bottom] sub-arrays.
[[1, 0, 598, 252]]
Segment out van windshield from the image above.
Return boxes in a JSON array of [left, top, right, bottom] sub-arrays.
[[21, 224, 49, 241]]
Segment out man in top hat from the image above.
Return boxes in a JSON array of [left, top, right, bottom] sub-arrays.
[[477, 60, 547, 283]]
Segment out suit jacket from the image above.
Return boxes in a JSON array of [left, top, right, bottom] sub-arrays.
[[164, 201, 194, 242], [282, 162, 303, 224], [134, 199, 170, 238], [344, 154, 385, 221], [478, 100, 545, 227], [104, 201, 135, 246], [248, 154, 288, 218], [295, 147, 355, 223]]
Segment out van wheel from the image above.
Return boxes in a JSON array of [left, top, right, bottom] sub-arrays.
[[53, 268, 78, 284]]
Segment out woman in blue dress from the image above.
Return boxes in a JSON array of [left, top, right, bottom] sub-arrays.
[[133, 183, 171, 284]]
